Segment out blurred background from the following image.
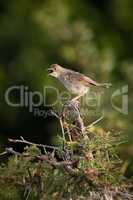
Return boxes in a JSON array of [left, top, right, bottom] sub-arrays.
[[0, 0, 132, 176]]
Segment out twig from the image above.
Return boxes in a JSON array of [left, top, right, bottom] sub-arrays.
[[24, 186, 32, 200], [37, 155, 81, 176], [59, 117, 66, 145], [0, 148, 21, 157], [49, 109, 66, 148], [48, 110, 59, 119], [8, 136, 59, 150], [66, 124, 72, 142], [86, 116, 104, 129], [37, 155, 76, 166], [0, 151, 7, 157]]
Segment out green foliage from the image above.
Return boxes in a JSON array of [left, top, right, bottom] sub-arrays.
[[0, 127, 132, 200]]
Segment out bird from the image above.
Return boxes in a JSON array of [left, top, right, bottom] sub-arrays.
[[48, 64, 111, 101]]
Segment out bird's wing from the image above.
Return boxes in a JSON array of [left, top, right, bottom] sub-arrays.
[[67, 71, 100, 86], [81, 74, 100, 86]]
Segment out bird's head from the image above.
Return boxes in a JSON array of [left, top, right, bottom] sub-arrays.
[[47, 64, 64, 78]]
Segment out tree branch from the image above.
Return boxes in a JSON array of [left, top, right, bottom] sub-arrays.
[[8, 136, 59, 150]]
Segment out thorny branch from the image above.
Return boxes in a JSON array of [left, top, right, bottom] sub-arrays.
[[8, 136, 59, 150], [1, 139, 92, 183]]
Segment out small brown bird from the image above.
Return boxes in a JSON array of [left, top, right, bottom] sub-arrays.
[[48, 64, 111, 101]]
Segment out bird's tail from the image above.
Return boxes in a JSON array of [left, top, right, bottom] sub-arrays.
[[99, 83, 112, 88]]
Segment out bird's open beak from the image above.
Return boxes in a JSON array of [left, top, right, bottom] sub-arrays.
[[47, 68, 53, 74]]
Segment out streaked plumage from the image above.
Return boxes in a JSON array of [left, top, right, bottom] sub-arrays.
[[48, 64, 111, 100]]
